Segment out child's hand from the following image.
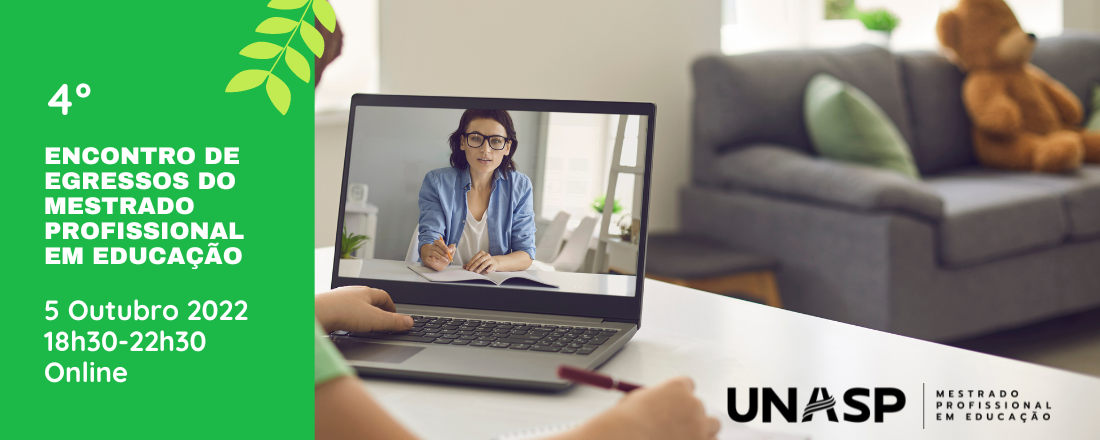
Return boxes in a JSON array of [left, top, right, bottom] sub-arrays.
[[315, 286, 414, 334]]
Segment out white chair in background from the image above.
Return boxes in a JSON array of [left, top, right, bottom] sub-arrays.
[[535, 211, 571, 263], [551, 216, 598, 273], [404, 227, 420, 263]]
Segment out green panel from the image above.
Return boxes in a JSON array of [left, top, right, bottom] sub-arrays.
[[3, 1, 316, 438]]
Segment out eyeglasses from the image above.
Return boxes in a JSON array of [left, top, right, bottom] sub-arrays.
[[464, 132, 510, 150]]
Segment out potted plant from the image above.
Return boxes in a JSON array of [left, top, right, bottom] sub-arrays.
[[591, 194, 623, 215], [617, 214, 637, 243], [824, 0, 855, 20], [338, 227, 370, 277], [855, 8, 900, 48]]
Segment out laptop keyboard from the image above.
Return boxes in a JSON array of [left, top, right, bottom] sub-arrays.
[[333, 315, 621, 355]]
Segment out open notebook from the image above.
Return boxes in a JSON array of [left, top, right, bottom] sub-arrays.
[[408, 265, 560, 288]]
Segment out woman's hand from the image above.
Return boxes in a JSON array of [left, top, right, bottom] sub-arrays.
[[553, 377, 720, 440], [315, 286, 414, 334], [463, 251, 500, 274], [420, 238, 455, 272]]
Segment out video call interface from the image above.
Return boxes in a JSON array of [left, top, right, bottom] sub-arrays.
[[341, 105, 650, 297]]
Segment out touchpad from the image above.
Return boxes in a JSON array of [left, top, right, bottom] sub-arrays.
[[336, 339, 424, 364]]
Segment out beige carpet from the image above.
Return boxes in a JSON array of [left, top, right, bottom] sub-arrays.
[[997, 330, 1100, 378], [948, 308, 1100, 379]]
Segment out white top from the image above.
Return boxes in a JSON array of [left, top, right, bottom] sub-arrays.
[[455, 205, 490, 265]]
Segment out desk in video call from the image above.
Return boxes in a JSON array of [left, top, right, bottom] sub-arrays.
[[353, 258, 636, 297]]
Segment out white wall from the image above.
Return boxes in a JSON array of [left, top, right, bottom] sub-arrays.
[[317, 111, 350, 247], [1065, 0, 1100, 32], [315, 0, 379, 111], [315, 0, 380, 248], [377, 0, 721, 234]]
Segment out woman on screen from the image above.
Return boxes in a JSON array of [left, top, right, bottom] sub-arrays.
[[417, 109, 535, 274]]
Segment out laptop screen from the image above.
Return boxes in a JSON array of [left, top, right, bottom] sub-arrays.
[[334, 95, 653, 321]]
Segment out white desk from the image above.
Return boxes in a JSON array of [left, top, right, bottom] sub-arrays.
[[349, 257, 636, 297], [314, 247, 1100, 440]]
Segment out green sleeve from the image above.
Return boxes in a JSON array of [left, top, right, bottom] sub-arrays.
[[315, 321, 354, 385]]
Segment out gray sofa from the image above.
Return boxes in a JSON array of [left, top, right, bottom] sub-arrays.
[[684, 34, 1100, 342]]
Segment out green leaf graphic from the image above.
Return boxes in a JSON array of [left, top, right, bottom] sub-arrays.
[[313, 0, 336, 32], [300, 22, 325, 57], [227, 1, 319, 114], [225, 70, 270, 92], [256, 17, 299, 34], [267, 0, 309, 10], [239, 42, 283, 59], [266, 73, 291, 115], [285, 46, 311, 83]]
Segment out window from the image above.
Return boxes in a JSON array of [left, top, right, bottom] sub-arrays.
[[721, 0, 1064, 54], [539, 113, 609, 229], [315, 0, 380, 112], [538, 114, 645, 236]]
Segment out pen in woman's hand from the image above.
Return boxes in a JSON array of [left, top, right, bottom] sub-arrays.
[[439, 235, 452, 262]]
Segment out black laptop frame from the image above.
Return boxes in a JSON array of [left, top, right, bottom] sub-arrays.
[[331, 94, 654, 327]]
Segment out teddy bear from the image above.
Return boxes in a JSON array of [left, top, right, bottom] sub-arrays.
[[936, 0, 1100, 172]]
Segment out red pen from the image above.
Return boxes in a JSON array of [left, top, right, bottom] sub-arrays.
[[557, 365, 641, 392]]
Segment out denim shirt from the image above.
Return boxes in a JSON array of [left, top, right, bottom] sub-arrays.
[[417, 166, 536, 262]]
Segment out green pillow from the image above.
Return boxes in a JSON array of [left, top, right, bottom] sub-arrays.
[[1087, 82, 1100, 131], [804, 73, 920, 178]]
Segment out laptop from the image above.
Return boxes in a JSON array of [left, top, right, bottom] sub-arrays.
[[329, 94, 655, 391]]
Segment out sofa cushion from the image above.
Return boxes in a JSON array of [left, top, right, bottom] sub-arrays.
[[692, 44, 914, 186], [926, 170, 1069, 266], [1089, 83, 1100, 130], [716, 145, 944, 220], [895, 34, 1100, 176], [897, 51, 975, 175], [1031, 33, 1100, 111], [941, 165, 1100, 240], [804, 73, 920, 178], [1008, 166, 1100, 239]]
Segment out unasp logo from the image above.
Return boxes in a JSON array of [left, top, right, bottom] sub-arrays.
[[728, 388, 906, 423]]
